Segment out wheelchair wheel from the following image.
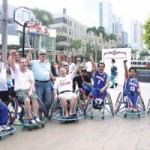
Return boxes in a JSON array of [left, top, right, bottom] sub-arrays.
[[48, 100, 57, 120], [77, 97, 84, 116], [37, 99, 47, 118], [107, 93, 114, 116], [115, 92, 123, 114], [7, 98, 18, 125], [147, 99, 150, 114], [137, 95, 146, 112]]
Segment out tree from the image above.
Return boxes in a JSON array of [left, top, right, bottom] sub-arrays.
[[87, 26, 106, 40], [87, 26, 106, 62], [142, 17, 150, 49], [108, 34, 117, 42], [67, 39, 82, 52], [139, 50, 150, 60], [32, 8, 54, 27]]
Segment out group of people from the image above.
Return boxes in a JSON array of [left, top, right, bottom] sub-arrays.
[[0, 48, 140, 131]]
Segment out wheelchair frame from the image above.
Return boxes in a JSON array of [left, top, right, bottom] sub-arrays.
[[48, 92, 84, 123], [115, 92, 146, 118], [85, 93, 114, 119]]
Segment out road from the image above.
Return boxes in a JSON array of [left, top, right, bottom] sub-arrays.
[[1, 82, 150, 150]]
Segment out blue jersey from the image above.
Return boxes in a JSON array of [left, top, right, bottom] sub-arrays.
[[93, 70, 107, 90], [124, 77, 138, 93]]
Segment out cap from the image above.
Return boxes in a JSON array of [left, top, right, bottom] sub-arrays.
[[38, 49, 47, 55], [80, 65, 87, 71]]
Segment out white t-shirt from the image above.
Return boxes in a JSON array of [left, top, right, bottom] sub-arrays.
[[85, 61, 92, 72], [0, 63, 7, 91], [54, 74, 74, 93], [11, 68, 34, 91]]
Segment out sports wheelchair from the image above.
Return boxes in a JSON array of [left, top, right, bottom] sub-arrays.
[[85, 92, 114, 120], [7, 96, 47, 130], [48, 92, 84, 123], [115, 92, 146, 118]]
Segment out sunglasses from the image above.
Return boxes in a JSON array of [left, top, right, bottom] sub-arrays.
[[39, 53, 46, 55]]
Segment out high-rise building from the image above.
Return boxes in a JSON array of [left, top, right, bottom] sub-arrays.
[[112, 15, 123, 45], [130, 20, 143, 50], [121, 31, 128, 46], [99, 1, 113, 34]]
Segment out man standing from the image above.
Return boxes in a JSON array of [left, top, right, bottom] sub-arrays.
[[26, 49, 55, 116], [85, 58, 92, 78], [110, 59, 117, 88]]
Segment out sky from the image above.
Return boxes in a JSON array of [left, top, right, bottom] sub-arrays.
[[3, 0, 150, 32]]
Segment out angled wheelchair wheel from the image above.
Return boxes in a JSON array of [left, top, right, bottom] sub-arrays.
[[48, 100, 57, 120], [147, 99, 150, 114], [7, 97, 18, 125], [137, 95, 146, 113], [115, 92, 124, 114], [37, 99, 47, 118], [107, 93, 114, 116]]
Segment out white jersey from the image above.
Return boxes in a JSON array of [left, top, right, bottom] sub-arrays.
[[54, 74, 74, 93], [11, 68, 34, 91], [0, 62, 7, 91]]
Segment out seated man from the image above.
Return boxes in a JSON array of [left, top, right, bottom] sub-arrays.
[[11, 51, 41, 124], [73, 66, 92, 108], [123, 60, 140, 112], [88, 50, 110, 107], [53, 59, 80, 119]]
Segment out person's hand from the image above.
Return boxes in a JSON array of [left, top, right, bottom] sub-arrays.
[[100, 88, 105, 94], [77, 58, 81, 65], [29, 48, 34, 53], [137, 89, 141, 94], [54, 94, 58, 101], [28, 90, 33, 97], [123, 60, 127, 63], [10, 49, 16, 56]]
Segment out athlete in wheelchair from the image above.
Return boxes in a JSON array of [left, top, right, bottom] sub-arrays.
[[73, 66, 92, 108], [49, 59, 84, 122], [85, 50, 114, 119], [115, 60, 146, 117], [10, 54, 43, 125]]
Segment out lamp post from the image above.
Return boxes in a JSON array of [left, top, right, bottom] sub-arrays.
[[2, 0, 8, 63]]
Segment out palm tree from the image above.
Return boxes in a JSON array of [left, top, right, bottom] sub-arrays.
[[87, 26, 106, 62], [32, 8, 54, 27]]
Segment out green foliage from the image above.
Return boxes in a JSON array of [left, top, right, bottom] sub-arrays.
[[32, 8, 54, 27], [108, 34, 117, 41], [68, 39, 82, 50], [87, 26, 106, 39], [142, 17, 150, 49]]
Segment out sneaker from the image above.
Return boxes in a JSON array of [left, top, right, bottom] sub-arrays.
[[34, 116, 41, 123], [110, 85, 114, 88], [0, 125, 12, 131], [28, 119, 36, 124]]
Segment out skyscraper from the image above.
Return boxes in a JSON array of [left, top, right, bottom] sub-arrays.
[[99, 1, 112, 34], [130, 20, 143, 50]]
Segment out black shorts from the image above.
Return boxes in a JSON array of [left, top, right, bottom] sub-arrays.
[[0, 91, 9, 104]]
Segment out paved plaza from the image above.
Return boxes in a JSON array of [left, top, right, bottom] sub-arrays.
[[1, 82, 150, 150]]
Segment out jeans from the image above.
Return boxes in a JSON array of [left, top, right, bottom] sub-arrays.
[[0, 100, 8, 125], [35, 81, 52, 115]]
